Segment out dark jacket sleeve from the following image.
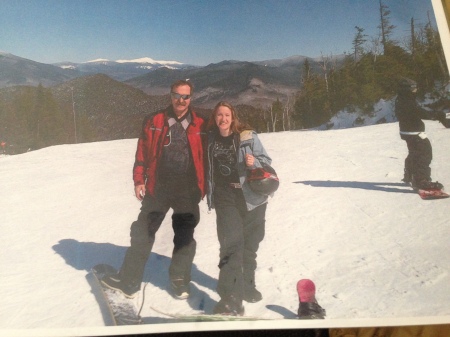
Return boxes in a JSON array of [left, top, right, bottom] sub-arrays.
[[395, 94, 443, 132]]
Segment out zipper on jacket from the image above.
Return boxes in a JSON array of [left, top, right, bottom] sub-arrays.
[[207, 139, 215, 210]]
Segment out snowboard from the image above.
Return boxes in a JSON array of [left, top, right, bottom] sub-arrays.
[[150, 306, 266, 321], [297, 279, 326, 319], [150, 278, 326, 321], [417, 188, 449, 200], [90, 264, 142, 325]]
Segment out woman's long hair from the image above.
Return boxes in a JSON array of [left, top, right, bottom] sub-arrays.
[[207, 101, 253, 134]]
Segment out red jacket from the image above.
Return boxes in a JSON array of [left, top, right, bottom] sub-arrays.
[[133, 107, 206, 197]]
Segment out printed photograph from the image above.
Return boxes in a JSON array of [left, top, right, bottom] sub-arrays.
[[0, 0, 449, 336]]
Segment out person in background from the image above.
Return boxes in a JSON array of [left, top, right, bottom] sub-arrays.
[[102, 80, 206, 300], [394, 78, 446, 190], [206, 101, 274, 315]]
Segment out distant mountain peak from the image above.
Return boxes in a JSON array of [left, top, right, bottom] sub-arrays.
[[83, 56, 184, 66], [86, 58, 110, 63], [116, 57, 183, 65]]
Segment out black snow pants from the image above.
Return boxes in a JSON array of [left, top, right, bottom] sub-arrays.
[[118, 179, 200, 288], [214, 185, 266, 303], [401, 134, 433, 183]]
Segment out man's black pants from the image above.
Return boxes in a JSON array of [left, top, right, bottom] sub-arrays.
[[118, 182, 200, 288]]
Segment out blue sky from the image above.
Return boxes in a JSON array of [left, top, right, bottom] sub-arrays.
[[0, 0, 438, 65]]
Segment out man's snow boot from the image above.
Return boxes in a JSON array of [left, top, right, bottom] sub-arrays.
[[170, 278, 190, 300], [101, 274, 140, 298]]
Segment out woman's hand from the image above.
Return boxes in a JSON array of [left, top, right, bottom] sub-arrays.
[[245, 154, 255, 167]]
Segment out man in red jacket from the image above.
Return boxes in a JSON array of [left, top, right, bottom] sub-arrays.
[[102, 80, 206, 300]]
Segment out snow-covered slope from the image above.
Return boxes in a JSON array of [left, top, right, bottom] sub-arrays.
[[320, 98, 397, 130], [320, 93, 447, 130], [1, 121, 449, 336]]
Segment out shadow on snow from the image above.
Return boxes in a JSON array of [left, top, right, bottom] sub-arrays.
[[295, 180, 416, 194], [52, 238, 218, 321]]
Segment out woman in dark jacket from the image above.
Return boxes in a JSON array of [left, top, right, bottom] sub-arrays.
[[206, 101, 273, 315]]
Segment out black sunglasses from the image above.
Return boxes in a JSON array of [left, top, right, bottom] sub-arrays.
[[171, 92, 191, 100]]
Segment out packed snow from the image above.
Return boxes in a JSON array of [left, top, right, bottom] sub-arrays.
[[1, 119, 449, 337]]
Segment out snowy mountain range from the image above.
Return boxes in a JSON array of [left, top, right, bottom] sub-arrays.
[[0, 52, 196, 86], [0, 51, 329, 108], [53, 56, 196, 81]]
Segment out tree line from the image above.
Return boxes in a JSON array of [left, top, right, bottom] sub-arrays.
[[1, 1, 448, 154], [242, 0, 449, 132], [0, 85, 92, 154]]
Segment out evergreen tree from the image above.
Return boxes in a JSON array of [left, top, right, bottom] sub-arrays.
[[294, 59, 314, 128], [294, 74, 331, 128], [32, 84, 67, 149], [378, 0, 396, 55], [352, 26, 367, 61], [15, 87, 36, 150]]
